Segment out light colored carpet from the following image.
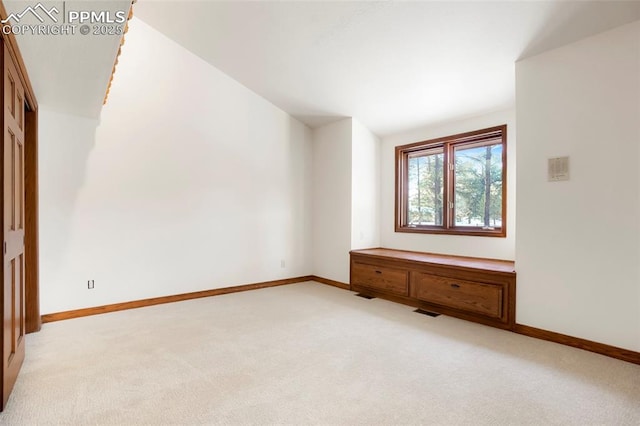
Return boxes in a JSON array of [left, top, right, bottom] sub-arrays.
[[2, 281, 639, 425]]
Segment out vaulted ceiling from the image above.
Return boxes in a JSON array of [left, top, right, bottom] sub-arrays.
[[4, 0, 132, 118], [8, 1, 640, 136], [134, 0, 640, 136]]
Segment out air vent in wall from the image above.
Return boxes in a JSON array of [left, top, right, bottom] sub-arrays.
[[548, 156, 570, 181]]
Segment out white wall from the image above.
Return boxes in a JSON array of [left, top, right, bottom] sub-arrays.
[[380, 109, 516, 260], [311, 117, 380, 282], [516, 21, 640, 351], [351, 118, 381, 250], [38, 18, 313, 314], [312, 119, 353, 283], [39, 109, 100, 314]]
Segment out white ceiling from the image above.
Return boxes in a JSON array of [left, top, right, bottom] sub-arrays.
[[8, 1, 640, 135], [5, 0, 132, 118]]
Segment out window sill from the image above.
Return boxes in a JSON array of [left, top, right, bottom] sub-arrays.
[[395, 226, 506, 238]]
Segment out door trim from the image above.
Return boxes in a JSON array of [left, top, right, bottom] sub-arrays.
[[24, 108, 38, 333]]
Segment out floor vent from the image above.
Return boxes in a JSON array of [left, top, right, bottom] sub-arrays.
[[414, 309, 441, 317], [356, 293, 375, 300]]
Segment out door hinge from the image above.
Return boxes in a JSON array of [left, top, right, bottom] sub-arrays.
[[3, 241, 6, 255], [449, 163, 455, 171]]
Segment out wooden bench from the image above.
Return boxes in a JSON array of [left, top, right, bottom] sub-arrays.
[[350, 248, 516, 330]]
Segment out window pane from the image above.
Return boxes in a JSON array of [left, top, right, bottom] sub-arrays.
[[407, 149, 444, 226], [454, 143, 502, 228]]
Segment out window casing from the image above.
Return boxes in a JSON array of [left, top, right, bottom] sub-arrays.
[[395, 125, 507, 237]]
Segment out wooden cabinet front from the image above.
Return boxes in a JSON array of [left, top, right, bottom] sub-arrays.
[[410, 272, 502, 319], [351, 263, 408, 296], [350, 249, 516, 330]]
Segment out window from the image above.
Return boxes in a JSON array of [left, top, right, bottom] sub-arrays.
[[395, 125, 506, 237]]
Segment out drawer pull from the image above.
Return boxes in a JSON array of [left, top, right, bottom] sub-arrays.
[[375, 270, 382, 274], [450, 283, 461, 289]]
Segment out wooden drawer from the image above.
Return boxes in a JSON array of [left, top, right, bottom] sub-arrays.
[[352, 262, 408, 296], [410, 272, 502, 319]]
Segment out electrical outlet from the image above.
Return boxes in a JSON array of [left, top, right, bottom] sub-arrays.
[[280, 260, 286, 268], [88, 280, 94, 289]]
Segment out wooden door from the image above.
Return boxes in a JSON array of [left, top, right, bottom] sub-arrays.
[[1, 44, 25, 410]]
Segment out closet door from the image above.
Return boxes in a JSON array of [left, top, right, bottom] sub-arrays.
[[1, 43, 26, 410]]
